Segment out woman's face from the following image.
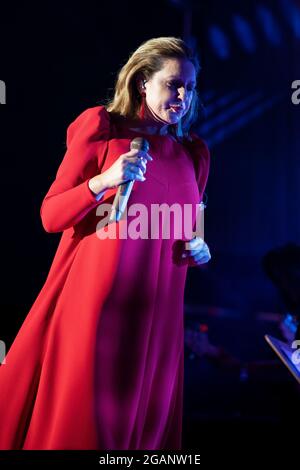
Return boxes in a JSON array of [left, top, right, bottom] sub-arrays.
[[142, 57, 196, 125]]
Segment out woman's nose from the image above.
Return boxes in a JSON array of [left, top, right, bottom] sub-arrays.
[[177, 87, 186, 101]]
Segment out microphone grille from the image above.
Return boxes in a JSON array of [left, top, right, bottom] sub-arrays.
[[130, 137, 149, 153]]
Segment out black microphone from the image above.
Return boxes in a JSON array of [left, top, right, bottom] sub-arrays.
[[109, 137, 149, 222]]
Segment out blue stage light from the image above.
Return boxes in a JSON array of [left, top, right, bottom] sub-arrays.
[[279, 0, 300, 38], [232, 14, 257, 53], [208, 25, 231, 59], [256, 5, 282, 45]]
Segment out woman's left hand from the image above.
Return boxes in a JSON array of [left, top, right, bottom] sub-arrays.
[[182, 237, 211, 266]]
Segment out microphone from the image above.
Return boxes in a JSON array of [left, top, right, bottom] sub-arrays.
[[109, 137, 149, 222]]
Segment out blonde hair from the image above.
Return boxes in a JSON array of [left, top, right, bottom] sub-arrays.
[[102, 37, 201, 140]]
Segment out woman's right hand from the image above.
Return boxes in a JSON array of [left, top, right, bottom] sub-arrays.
[[88, 148, 153, 195], [103, 148, 153, 189]]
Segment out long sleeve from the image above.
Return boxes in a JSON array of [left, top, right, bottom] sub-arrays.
[[182, 132, 211, 267], [40, 106, 110, 233], [187, 132, 210, 203]]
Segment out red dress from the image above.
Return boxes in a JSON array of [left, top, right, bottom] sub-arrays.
[[0, 106, 210, 450]]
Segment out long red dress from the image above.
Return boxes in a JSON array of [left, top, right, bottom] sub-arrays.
[[0, 105, 210, 450]]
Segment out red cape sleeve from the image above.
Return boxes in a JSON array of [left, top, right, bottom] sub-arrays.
[[182, 133, 211, 267], [185, 132, 211, 203], [40, 105, 110, 233]]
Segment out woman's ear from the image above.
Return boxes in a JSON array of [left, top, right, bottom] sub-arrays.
[[136, 74, 146, 95]]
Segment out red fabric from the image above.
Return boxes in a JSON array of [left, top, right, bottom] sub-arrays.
[[0, 106, 210, 450]]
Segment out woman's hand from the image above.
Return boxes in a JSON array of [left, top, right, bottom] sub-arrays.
[[88, 148, 153, 195], [182, 236, 211, 266]]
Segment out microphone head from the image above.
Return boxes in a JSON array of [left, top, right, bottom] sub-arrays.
[[130, 137, 149, 153]]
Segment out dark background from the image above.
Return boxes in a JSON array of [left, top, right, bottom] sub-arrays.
[[1, 0, 299, 450]]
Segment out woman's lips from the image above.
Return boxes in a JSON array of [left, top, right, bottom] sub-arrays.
[[169, 105, 183, 113]]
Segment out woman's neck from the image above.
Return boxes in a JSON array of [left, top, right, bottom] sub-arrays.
[[129, 124, 170, 135], [123, 116, 170, 135]]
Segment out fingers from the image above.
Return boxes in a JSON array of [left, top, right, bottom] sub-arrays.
[[193, 252, 211, 264], [122, 150, 152, 182], [127, 149, 153, 162], [182, 237, 211, 264], [124, 164, 146, 182], [125, 158, 147, 173], [185, 248, 206, 257], [126, 157, 151, 174], [185, 236, 204, 251], [135, 159, 147, 172]]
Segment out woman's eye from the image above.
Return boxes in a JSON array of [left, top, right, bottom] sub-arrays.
[[167, 83, 195, 92]]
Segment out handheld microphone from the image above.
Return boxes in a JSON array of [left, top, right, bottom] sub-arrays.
[[109, 137, 149, 222]]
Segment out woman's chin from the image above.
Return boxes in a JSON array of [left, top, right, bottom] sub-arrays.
[[165, 115, 180, 124]]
